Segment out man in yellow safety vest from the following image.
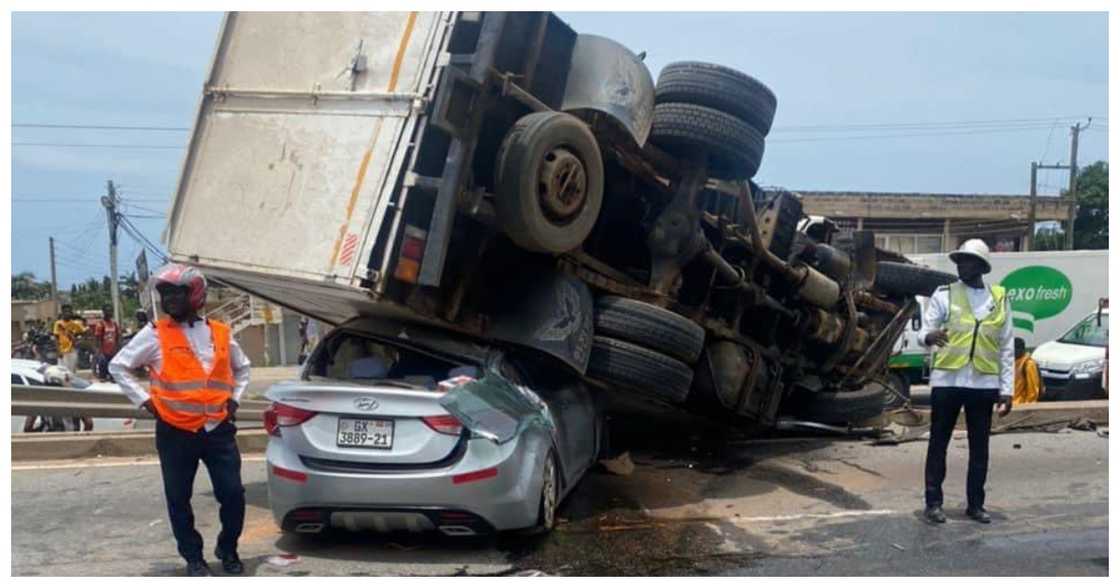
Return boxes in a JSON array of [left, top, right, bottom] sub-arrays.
[[919, 239, 1013, 525]]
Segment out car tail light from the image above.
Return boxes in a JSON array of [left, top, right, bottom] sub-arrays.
[[271, 465, 308, 484], [290, 509, 324, 522], [264, 402, 317, 437], [393, 225, 427, 284], [421, 414, 463, 436], [452, 467, 498, 485]]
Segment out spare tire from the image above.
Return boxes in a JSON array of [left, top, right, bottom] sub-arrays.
[[495, 111, 604, 253], [650, 103, 765, 180], [594, 296, 705, 363], [655, 61, 778, 135], [874, 261, 957, 297], [587, 336, 693, 403]]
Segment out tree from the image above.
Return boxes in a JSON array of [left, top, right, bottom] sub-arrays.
[[12, 272, 52, 301], [1031, 161, 1108, 251], [1070, 161, 1108, 250]]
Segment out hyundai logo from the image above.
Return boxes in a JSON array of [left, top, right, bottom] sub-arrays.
[[353, 397, 379, 412]]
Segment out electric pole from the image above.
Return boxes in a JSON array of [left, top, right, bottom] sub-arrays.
[[49, 237, 59, 316], [1064, 121, 1084, 250], [1025, 162, 1038, 251], [101, 180, 123, 324]]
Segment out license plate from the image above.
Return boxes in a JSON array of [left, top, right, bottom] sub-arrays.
[[336, 418, 394, 449]]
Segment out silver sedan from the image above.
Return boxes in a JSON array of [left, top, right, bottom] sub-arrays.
[[263, 318, 604, 536]]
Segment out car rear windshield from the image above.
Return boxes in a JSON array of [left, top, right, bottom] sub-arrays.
[[307, 332, 481, 390], [1058, 314, 1109, 348]]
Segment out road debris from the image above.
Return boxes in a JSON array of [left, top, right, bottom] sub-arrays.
[[891, 543, 906, 552], [266, 554, 301, 567], [600, 452, 636, 476]]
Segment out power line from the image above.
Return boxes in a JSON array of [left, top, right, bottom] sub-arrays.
[[770, 116, 1094, 132], [12, 143, 184, 149], [768, 125, 1064, 143], [13, 123, 189, 131]]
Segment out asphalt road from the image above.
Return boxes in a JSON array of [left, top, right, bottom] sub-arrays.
[[10, 427, 1107, 576]]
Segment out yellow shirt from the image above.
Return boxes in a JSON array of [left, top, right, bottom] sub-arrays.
[[1013, 353, 1043, 405], [53, 319, 87, 354]]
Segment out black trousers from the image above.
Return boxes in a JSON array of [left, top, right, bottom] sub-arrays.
[[155, 419, 245, 563], [924, 386, 998, 509]]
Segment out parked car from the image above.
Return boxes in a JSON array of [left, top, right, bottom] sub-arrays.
[[263, 317, 605, 537], [1033, 306, 1109, 401]]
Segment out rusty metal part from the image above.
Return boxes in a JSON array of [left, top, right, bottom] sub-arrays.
[[841, 298, 919, 387], [561, 34, 655, 146], [821, 293, 859, 373], [790, 263, 841, 308], [558, 254, 661, 303], [854, 291, 900, 315], [805, 307, 870, 351], [538, 147, 588, 221], [733, 182, 801, 283], [495, 69, 552, 113], [647, 159, 709, 294]]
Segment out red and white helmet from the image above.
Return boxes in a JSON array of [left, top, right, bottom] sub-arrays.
[[151, 263, 208, 311]]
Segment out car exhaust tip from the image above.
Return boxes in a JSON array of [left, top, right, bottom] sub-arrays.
[[438, 525, 477, 536], [295, 523, 325, 534]]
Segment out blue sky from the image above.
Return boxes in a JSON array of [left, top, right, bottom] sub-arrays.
[[11, 11, 1109, 288]]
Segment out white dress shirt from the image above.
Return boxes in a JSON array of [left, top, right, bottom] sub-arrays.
[[918, 282, 1015, 399], [109, 319, 252, 431]]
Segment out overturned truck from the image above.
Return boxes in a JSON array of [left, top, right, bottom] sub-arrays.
[[167, 11, 953, 430]]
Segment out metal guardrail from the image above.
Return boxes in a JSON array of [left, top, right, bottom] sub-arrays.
[[11, 385, 267, 421]]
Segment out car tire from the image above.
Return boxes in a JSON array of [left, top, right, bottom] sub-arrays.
[[495, 111, 604, 254], [587, 336, 693, 403], [655, 61, 778, 135], [593, 296, 705, 364], [790, 382, 891, 424], [874, 261, 957, 297], [523, 450, 560, 535], [649, 103, 765, 180]]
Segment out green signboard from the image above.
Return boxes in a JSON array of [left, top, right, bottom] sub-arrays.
[[1000, 265, 1073, 332]]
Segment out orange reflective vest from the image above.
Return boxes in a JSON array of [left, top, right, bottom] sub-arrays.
[[150, 318, 235, 432]]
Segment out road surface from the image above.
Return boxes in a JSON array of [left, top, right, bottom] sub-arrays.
[[10, 427, 1106, 576]]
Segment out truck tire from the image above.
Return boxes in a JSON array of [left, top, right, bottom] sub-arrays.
[[655, 61, 778, 135], [495, 111, 604, 253], [790, 383, 891, 424], [649, 103, 765, 180], [594, 297, 705, 363], [874, 261, 956, 297], [587, 336, 693, 403]]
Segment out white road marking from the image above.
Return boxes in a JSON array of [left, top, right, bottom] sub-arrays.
[[12, 455, 268, 471], [733, 509, 897, 523]]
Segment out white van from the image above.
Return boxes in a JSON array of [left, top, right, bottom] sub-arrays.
[[1032, 306, 1108, 401]]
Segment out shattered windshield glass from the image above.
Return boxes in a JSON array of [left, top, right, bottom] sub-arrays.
[[438, 369, 556, 444]]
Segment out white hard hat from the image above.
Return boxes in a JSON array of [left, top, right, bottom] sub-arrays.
[[949, 238, 992, 274]]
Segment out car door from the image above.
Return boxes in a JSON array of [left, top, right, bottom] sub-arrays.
[[505, 353, 599, 484]]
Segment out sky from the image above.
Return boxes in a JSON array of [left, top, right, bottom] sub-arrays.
[[10, 11, 1109, 289]]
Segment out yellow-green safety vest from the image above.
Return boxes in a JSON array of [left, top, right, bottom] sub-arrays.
[[932, 282, 1007, 375]]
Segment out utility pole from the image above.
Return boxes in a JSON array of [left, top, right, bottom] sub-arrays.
[[1026, 162, 1038, 251], [1065, 121, 1084, 250], [101, 180, 123, 324], [48, 237, 59, 316]]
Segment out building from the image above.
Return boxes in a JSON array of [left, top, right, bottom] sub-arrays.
[[797, 191, 1072, 254], [12, 299, 56, 343]]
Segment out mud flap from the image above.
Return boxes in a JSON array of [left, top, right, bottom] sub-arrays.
[[484, 270, 594, 375]]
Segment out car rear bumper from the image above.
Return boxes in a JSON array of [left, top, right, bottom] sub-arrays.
[[265, 433, 546, 533]]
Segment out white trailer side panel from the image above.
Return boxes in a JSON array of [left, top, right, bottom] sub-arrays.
[[907, 250, 1109, 347], [167, 12, 449, 288]]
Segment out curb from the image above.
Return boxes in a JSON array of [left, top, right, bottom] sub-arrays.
[[12, 428, 270, 461]]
